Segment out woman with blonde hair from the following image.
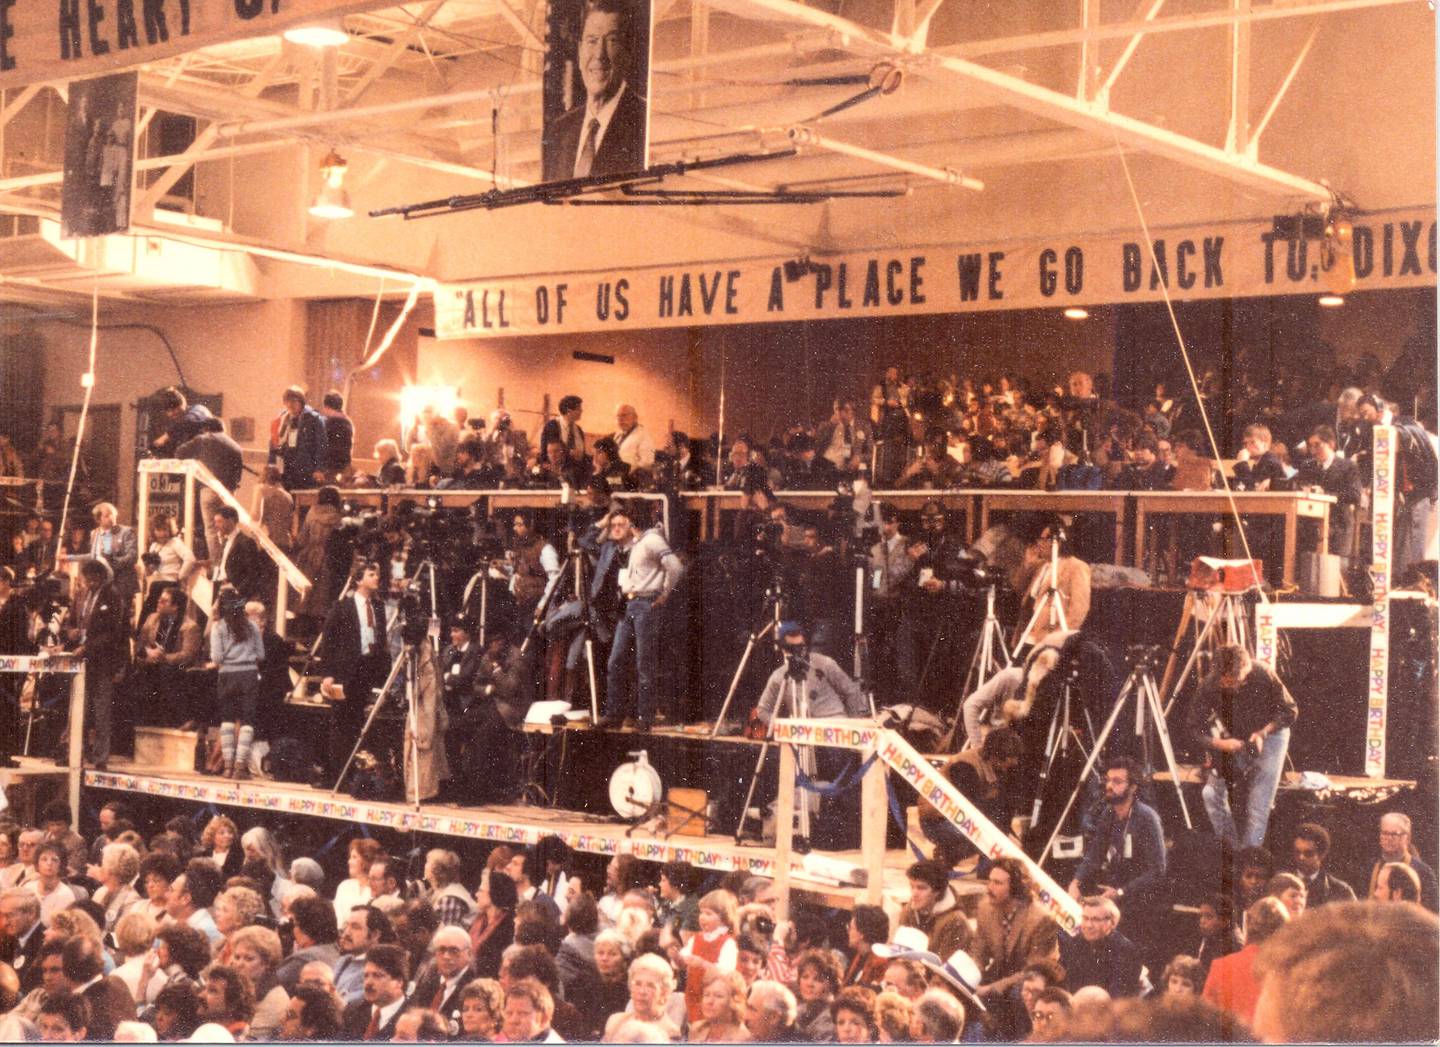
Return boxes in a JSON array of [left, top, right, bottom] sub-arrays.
[[456, 978, 505, 1041], [229, 924, 289, 1039], [370, 439, 405, 487], [44, 906, 104, 948], [240, 827, 290, 918], [686, 969, 751, 1043], [212, 884, 265, 963], [198, 815, 243, 878], [407, 443, 436, 488], [112, 911, 166, 1007], [93, 841, 142, 932], [603, 953, 680, 1041]]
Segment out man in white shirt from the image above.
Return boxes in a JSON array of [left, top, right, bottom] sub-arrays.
[[612, 405, 656, 472], [594, 503, 683, 731], [166, 861, 223, 948]]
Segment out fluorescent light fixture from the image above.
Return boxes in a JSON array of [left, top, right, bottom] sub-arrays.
[[1063, 307, 1089, 320], [284, 18, 348, 47], [1317, 294, 1345, 308]]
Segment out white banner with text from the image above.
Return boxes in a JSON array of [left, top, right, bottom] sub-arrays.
[[436, 207, 1437, 339]]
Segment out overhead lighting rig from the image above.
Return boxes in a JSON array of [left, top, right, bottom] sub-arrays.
[[370, 148, 905, 220]]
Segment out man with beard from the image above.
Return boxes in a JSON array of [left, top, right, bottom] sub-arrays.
[[1067, 757, 1165, 948]]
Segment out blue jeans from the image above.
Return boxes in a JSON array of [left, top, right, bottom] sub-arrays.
[[606, 596, 661, 722], [1201, 727, 1289, 848]]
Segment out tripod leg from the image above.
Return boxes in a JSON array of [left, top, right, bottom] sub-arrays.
[[1163, 602, 1221, 717], [1146, 677, 1193, 829], [583, 636, 600, 723], [1038, 679, 1134, 865], [711, 619, 777, 738], [1029, 697, 1068, 826], [1157, 591, 1194, 704], [330, 654, 407, 796], [734, 742, 771, 844]]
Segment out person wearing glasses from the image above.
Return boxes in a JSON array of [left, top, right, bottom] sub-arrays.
[[1368, 813, 1437, 911]]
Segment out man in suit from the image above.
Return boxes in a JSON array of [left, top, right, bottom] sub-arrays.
[[340, 943, 410, 1041], [1288, 823, 1356, 908], [971, 857, 1059, 1039], [269, 385, 327, 491], [540, 395, 588, 470], [69, 559, 125, 769], [60, 936, 133, 1040], [0, 890, 44, 992], [1296, 425, 1363, 556], [0, 566, 32, 767], [409, 926, 475, 1035], [209, 505, 270, 606], [438, 616, 483, 791], [541, 0, 647, 183], [317, 562, 393, 786], [1058, 896, 1143, 998]]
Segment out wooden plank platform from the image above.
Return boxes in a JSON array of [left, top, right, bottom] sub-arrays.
[[79, 760, 984, 912]]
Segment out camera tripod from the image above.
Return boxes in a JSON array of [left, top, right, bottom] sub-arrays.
[[1037, 645, 1192, 866], [521, 522, 601, 722], [1159, 588, 1254, 715], [1012, 532, 1069, 660], [331, 638, 426, 811], [711, 575, 787, 738], [734, 660, 817, 847], [940, 583, 1012, 752]]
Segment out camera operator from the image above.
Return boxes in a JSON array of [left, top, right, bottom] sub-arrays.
[[755, 621, 868, 724], [754, 623, 870, 849], [505, 511, 560, 627], [867, 507, 911, 700], [454, 624, 534, 804], [1012, 514, 1090, 654], [439, 437, 502, 490], [316, 561, 394, 787], [593, 501, 684, 731], [541, 490, 623, 705], [437, 615, 482, 790], [145, 387, 216, 457], [893, 502, 968, 710], [791, 523, 847, 661], [526, 439, 587, 490], [959, 627, 1075, 750], [1185, 643, 1297, 850], [174, 418, 242, 562], [0, 566, 32, 768]]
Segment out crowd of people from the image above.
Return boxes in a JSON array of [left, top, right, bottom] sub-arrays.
[[0, 361, 1435, 1043], [0, 798, 1434, 1043]]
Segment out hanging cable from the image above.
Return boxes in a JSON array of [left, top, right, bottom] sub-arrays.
[[0, 303, 188, 389], [55, 282, 101, 560], [1108, 133, 1269, 604]]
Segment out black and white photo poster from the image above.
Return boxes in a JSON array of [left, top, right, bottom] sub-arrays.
[[540, 0, 652, 184], [61, 71, 137, 238]]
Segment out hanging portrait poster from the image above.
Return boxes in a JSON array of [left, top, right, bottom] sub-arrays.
[[540, 0, 653, 184], [60, 71, 138, 238]]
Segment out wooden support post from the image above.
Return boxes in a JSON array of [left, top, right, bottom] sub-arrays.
[[67, 668, 85, 829], [275, 575, 290, 640], [860, 753, 886, 905], [775, 742, 796, 922]]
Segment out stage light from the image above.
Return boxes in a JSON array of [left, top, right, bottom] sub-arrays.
[[284, 18, 348, 47], [308, 151, 353, 219], [399, 384, 460, 435], [1318, 294, 1345, 308], [1063, 307, 1089, 320]]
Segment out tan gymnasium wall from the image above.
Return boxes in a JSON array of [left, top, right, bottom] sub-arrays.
[[36, 298, 309, 520], [418, 305, 1117, 447]]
